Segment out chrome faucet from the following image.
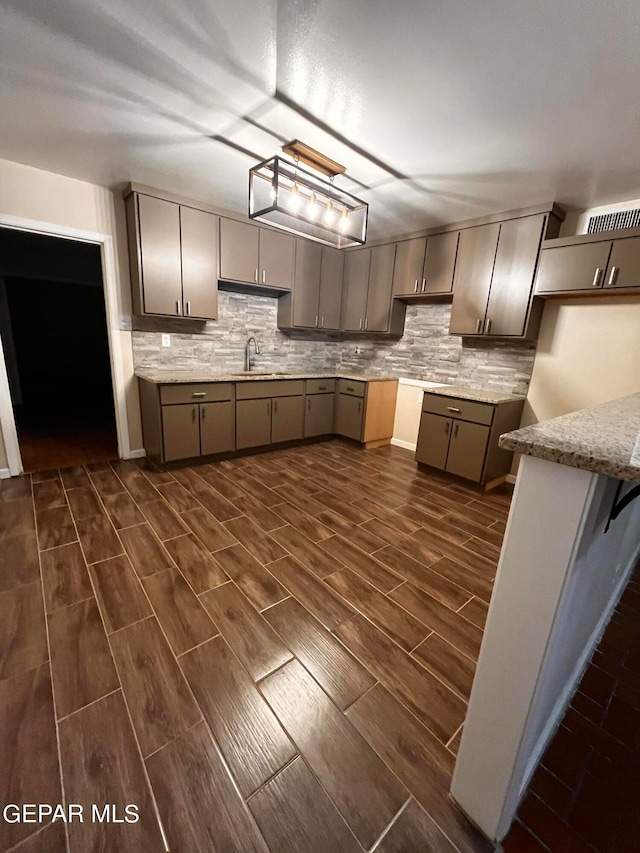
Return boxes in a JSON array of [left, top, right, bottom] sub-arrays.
[[245, 336, 261, 372]]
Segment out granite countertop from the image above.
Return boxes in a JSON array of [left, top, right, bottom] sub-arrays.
[[135, 369, 397, 384], [422, 385, 525, 405], [499, 392, 640, 483]]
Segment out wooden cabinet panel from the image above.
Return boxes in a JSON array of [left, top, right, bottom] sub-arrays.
[[366, 244, 396, 332], [219, 218, 260, 283], [138, 195, 182, 316], [535, 241, 612, 293], [293, 240, 322, 327], [318, 247, 344, 330], [343, 249, 370, 331], [393, 238, 426, 296], [445, 421, 489, 482], [304, 394, 334, 437], [200, 401, 234, 456], [180, 207, 218, 320], [449, 223, 500, 335], [485, 215, 545, 336], [236, 398, 272, 449], [259, 229, 294, 290], [415, 413, 451, 470], [272, 396, 304, 443], [422, 231, 459, 295], [604, 236, 640, 289], [162, 404, 200, 462], [334, 394, 364, 441]]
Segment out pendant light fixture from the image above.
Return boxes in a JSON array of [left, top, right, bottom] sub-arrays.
[[248, 140, 368, 248]]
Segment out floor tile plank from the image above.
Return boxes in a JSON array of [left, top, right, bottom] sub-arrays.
[[75, 515, 124, 564], [182, 507, 238, 552], [60, 466, 90, 490], [412, 632, 477, 700], [375, 798, 457, 852], [320, 535, 401, 592], [271, 501, 333, 542], [110, 617, 202, 756], [458, 596, 490, 629], [260, 659, 408, 849], [146, 721, 268, 853], [102, 491, 146, 529], [90, 554, 153, 632], [200, 582, 292, 680], [429, 556, 494, 602], [10, 821, 68, 853], [0, 532, 40, 592], [119, 523, 173, 578], [315, 508, 386, 552], [0, 497, 36, 542], [36, 505, 75, 550], [155, 480, 200, 513], [41, 542, 93, 613], [374, 545, 472, 610], [142, 568, 218, 655], [224, 515, 285, 563], [195, 483, 244, 522], [180, 636, 296, 796], [164, 533, 228, 594], [266, 555, 354, 630], [271, 525, 341, 578], [33, 478, 67, 512], [66, 486, 103, 521], [213, 544, 289, 611], [0, 581, 48, 681], [139, 499, 188, 541]]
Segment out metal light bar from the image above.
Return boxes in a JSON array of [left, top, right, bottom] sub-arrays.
[[249, 156, 368, 249]]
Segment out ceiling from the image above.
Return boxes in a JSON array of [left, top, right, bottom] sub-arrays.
[[1, 0, 640, 239]]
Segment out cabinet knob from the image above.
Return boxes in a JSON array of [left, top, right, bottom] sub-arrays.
[[475, 318, 482, 334], [454, 423, 459, 437], [185, 301, 191, 315], [359, 319, 363, 330], [592, 267, 603, 287], [364, 318, 368, 330], [262, 270, 266, 284], [608, 266, 619, 286], [414, 279, 419, 293], [444, 421, 450, 434], [421, 278, 426, 292], [176, 300, 182, 315], [254, 269, 259, 282], [485, 318, 492, 334], [201, 407, 206, 421]]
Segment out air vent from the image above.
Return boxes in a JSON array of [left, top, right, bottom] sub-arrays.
[[587, 209, 640, 233]]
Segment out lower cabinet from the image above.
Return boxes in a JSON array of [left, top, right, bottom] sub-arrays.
[[414, 412, 451, 470], [200, 401, 234, 456], [162, 404, 201, 462], [236, 399, 272, 449], [305, 393, 335, 437], [272, 396, 304, 443], [334, 393, 364, 441], [444, 420, 490, 482]]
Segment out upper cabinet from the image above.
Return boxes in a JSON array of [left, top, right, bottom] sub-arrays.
[[219, 218, 294, 290], [393, 231, 459, 297], [343, 244, 405, 334], [277, 241, 344, 331], [125, 191, 218, 320], [449, 210, 560, 339], [535, 231, 640, 296]]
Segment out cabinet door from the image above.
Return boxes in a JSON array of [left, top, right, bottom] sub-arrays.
[[342, 249, 371, 331], [180, 207, 218, 320], [485, 215, 545, 336], [604, 236, 640, 289], [162, 404, 200, 462], [415, 413, 451, 470], [219, 218, 260, 283], [535, 241, 612, 293], [422, 231, 459, 295], [318, 247, 344, 330], [236, 398, 272, 449], [272, 396, 304, 443], [393, 238, 426, 296], [200, 401, 234, 455], [366, 244, 397, 332], [138, 195, 182, 316], [334, 393, 364, 441], [259, 229, 294, 289], [445, 420, 490, 482], [292, 240, 322, 327], [449, 223, 500, 335], [304, 393, 335, 437]]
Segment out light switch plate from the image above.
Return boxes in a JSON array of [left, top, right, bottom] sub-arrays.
[[161, 334, 171, 348]]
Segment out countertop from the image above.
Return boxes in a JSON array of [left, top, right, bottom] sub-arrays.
[[135, 369, 397, 385], [499, 392, 640, 483], [422, 385, 525, 405]]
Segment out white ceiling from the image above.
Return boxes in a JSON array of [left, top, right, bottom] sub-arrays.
[[2, 0, 640, 238]]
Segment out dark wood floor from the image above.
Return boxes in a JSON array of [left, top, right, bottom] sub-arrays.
[[0, 440, 511, 853]]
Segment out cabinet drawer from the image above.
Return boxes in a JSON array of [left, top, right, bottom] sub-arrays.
[[160, 383, 233, 405], [306, 378, 336, 395], [235, 379, 305, 400], [422, 394, 494, 426], [337, 379, 366, 398]]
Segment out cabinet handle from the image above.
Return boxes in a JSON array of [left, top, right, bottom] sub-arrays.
[[414, 279, 419, 293], [201, 407, 206, 422], [364, 318, 368, 330], [444, 421, 450, 434], [185, 301, 191, 315], [485, 318, 492, 334], [262, 270, 266, 283], [608, 266, 619, 286], [358, 400, 362, 413], [267, 401, 271, 416], [454, 423, 459, 437], [307, 398, 311, 410], [592, 267, 603, 287], [359, 319, 363, 330], [254, 269, 259, 282], [475, 318, 482, 333], [421, 278, 426, 292], [192, 392, 206, 397], [315, 315, 319, 327], [318, 385, 327, 391], [320, 316, 324, 327], [192, 407, 196, 423], [346, 386, 354, 392], [274, 399, 278, 414], [176, 300, 182, 315], [447, 406, 461, 413]]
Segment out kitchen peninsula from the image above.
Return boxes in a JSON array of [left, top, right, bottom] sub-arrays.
[[451, 393, 640, 843]]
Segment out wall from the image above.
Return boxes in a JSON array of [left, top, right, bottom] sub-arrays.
[[0, 157, 143, 470]]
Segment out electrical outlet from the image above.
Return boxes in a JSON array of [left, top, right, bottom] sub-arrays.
[[161, 334, 171, 348], [355, 345, 362, 355]]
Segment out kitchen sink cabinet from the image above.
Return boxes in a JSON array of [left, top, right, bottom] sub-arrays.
[[416, 392, 524, 487], [219, 218, 294, 290], [343, 245, 405, 334], [393, 231, 459, 297], [304, 393, 335, 437], [125, 192, 218, 320], [200, 401, 234, 456], [278, 243, 344, 331]]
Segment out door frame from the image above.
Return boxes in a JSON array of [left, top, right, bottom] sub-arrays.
[[0, 214, 132, 476]]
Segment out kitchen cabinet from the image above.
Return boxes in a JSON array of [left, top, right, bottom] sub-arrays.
[[305, 394, 335, 437], [235, 380, 305, 449], [334, 379, 399, 448], [449, 223, 501, 335], [125, 192, 218, 320], [219, 218, 294, 290], [415, 392, 525, 487], [277, 243, 344, 331], [343, 245, 405, 334], [272, 396, 304, 443], [236, 398, 272, 449], [334, 392, 364, 441], [200, 401, 234, 456], [535, 231, 640, 295], [393, 231, 459, 297], [162, 404, 201, 462]]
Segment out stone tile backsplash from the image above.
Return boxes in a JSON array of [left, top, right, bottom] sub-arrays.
[[132, 292, 536, 396]]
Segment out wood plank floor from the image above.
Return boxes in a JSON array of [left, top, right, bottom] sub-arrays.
[[0, 440, 510, 852]]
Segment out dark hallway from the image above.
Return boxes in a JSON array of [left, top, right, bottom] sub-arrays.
[[0, 229, 118, 471]]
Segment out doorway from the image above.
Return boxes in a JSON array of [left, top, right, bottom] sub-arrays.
[[0, 228, 118, 471]]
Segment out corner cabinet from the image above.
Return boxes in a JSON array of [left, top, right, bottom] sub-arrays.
[[535, 230, 640, 296], [277, 241, 344, 331], [334, 379, 399, 448], [125, 192, 219, 320], [342, 245, 406, 334], [219, 218, 294, 291]]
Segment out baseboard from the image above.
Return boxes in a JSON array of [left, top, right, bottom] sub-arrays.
[[391, 438, 417, 452], [126, 448, 146, 459], [506, 474, 517, 485], [0, 468, 10, 480]]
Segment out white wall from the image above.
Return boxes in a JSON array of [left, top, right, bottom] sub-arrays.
[[0, 157, 144, 469], [391, 378, 450, 450]]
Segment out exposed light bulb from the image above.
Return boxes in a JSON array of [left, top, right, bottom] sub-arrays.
[[290, 182, 301, 210], [270, 182, 277, 202], [324, 199, 335, 225], [308, 192, 317, 219], [339, 208, 348, 231]]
